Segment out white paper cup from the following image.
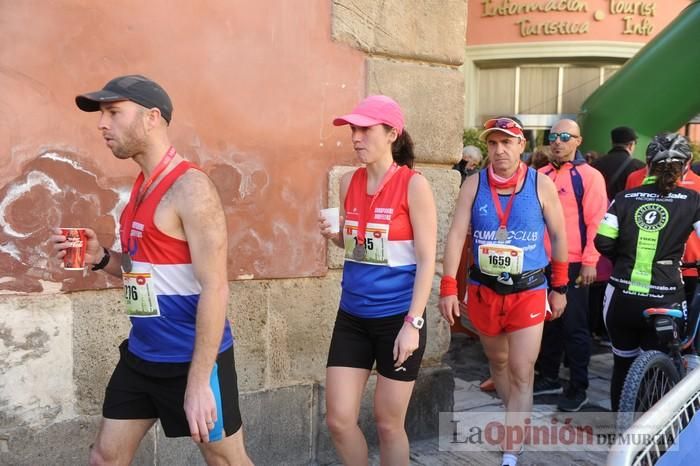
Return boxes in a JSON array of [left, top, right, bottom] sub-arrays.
[[320, 207, 340, 233]]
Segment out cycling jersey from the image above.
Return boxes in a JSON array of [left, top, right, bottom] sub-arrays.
[[595, 183, 700, 297], [626, 169, 700, 278]]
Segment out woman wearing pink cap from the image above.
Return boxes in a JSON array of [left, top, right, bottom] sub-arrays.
[[319, 95, 437, 464]]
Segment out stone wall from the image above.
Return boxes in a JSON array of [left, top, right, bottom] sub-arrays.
[[0, 276, 457, 465], [0, 1, 466, 464]]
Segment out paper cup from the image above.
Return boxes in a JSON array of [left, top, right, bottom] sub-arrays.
[[60, 227, 87, 270], [320, 207, 340, 234]]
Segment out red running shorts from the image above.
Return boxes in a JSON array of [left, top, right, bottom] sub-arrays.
[[466, 284, 549, 336]]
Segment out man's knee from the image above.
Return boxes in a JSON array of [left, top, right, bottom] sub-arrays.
[[199, 429, 252, 466], [489, 356, 509, 374], [88, 418, 154, 466], [508, 361, 535, 388], [484, 346, 508, 370]]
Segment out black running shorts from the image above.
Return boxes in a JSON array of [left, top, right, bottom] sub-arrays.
[[103, 340, 242, 440], [326, 309, 427, 381]]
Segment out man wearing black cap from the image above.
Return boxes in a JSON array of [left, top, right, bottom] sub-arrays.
[[592, 126, 645, 200], [51, 75, 252, 465]]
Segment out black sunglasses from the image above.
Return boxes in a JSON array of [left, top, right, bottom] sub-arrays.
[[548, 132, 579, 143]]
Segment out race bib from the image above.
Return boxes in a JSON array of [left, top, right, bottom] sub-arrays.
[[478, 244, 524, 276], [343, 221, 390, 265], [123, 272, 161, 317]]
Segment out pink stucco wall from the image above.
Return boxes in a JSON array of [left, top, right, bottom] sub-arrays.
[[467, 0, 689, 45], [0, 0, 365, 292]]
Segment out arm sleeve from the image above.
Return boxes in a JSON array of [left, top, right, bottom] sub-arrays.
[[581, 169, 609, 266], [595, 199, 620, 259]]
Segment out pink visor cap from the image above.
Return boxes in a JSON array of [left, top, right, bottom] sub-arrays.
[[333, 95, 404, 135]]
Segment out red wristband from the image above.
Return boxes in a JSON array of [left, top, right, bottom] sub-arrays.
[[440, 275, 458, 297], [550, 260, 569, 287]]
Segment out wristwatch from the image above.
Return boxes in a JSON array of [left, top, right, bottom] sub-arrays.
[[91, 247, 111, 271], [551, 285, 569, 295], [404, 315, 425, 329]]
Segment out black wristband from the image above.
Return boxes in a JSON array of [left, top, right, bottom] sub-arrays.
[[91, 247, 111, 271]]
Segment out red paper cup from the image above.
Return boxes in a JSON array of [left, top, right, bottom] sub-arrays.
[[60, 227, 87, 270]]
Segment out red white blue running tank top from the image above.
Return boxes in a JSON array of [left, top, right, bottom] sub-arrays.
[[340, 165, 417, 318], [119, 161, 234, 362]]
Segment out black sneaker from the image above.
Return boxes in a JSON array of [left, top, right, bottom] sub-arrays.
[[557, 388, 588, 412], [532, 376, 563, 396]]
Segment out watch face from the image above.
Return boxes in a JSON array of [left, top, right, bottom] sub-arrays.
[[405, 315, 425, 329]]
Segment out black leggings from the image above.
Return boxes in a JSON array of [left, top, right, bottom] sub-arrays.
[[603, 284, 686, 411]]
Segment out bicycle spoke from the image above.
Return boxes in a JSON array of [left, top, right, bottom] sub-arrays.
[[642, 369, 657, 410], [636, 366, 675, 413], [639, 369, 655, 411], [619, 352, 681, 433]]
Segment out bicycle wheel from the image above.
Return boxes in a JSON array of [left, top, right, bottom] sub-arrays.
[[617, 350, 681, 432]]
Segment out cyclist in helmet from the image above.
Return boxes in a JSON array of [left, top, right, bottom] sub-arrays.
[[626, 137, 700, 310], [595, 133, 700, 411]]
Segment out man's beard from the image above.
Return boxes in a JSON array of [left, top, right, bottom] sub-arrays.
[[111, 120, 146, 159]]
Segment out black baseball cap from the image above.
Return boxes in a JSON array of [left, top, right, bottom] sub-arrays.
[[611, 126, 637, 145], [75, 74, 173, 124]]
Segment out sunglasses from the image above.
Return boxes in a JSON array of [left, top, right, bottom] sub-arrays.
[[484, 118, 523, 130], [548, 132, 579, 143]]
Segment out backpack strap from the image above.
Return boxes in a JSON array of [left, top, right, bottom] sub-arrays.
[[569, 160, 587, 253], [545, 154, 588, 253]]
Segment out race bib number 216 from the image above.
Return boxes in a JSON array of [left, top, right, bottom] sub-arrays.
[[122, 272, 161, 317]]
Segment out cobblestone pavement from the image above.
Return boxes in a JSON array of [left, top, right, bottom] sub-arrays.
[[335, 332, 615, 466]]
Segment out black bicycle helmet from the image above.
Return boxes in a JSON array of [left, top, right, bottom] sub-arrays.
[[646, 132, 692, 165]]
